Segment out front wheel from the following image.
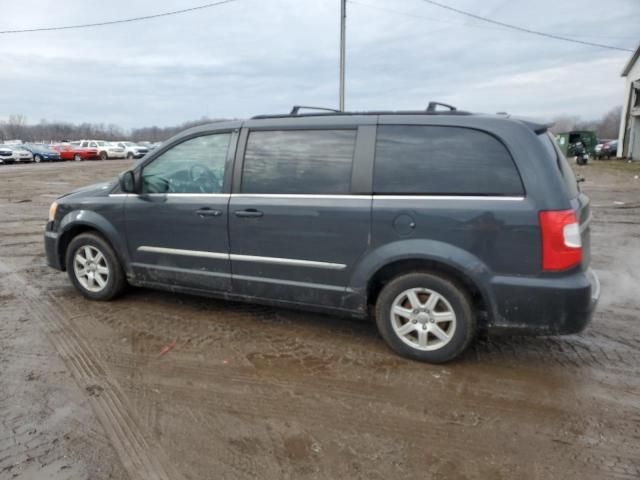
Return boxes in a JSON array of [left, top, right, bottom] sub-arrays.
[[34, 154, 42, 163], [375, 272, 476, 363], [66, 233, 126, 301], [74, 153, 82, 162], [100, 151, 108, 160]]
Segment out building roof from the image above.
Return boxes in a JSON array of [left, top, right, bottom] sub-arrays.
[[622, 43, 640, 77]]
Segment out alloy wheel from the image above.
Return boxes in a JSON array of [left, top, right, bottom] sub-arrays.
[[73, 245, 109, 292], [390, 287, 457, 351]]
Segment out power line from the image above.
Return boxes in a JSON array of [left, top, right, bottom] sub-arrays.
[[0, 0, 239, 34], [417, 0, 634, 52]]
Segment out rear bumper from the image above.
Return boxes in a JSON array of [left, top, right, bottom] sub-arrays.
[[44, 229, 63, 270], [488, 268, 600, 335]]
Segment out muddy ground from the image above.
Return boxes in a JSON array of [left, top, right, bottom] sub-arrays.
[[0, 159, 639, 480]]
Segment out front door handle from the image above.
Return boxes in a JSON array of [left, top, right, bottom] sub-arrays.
[[195, 207, 222, 218], [234, 209, 264, 218]]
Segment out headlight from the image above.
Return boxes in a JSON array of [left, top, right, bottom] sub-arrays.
[[48, 201, 58, 222]]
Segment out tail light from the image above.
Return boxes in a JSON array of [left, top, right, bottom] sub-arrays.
[[539, 210, 582, 271]]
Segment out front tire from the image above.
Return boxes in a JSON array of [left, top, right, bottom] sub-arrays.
[[65, 233, 126, 301], [74, 153, 82, 162], [100, 151, 108, 160], [375, 272, 476, 363], [34, 154, 42, 163], [126, 152, 134, 159]]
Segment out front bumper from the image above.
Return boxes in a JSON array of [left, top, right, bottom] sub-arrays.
[[108, 152, 126, 159], [44, 229, 63, 270], [488, 268, 600, 335]]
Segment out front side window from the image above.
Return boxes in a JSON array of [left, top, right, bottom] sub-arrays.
[[142, 133, 230, 194], [241, 129, 356, 194], [374, 125, 524, 196]]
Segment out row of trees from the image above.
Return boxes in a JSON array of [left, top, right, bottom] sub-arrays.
[[549, 106, 622, 140], [0, 115, 231, 143], [1, 106, 623, 144]]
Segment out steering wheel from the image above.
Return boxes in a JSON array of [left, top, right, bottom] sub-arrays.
[[189, 164, 220, 193]]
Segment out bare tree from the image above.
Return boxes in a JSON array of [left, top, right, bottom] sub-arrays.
[[596, 106, 622, 140], [549, 106, 622, 140]]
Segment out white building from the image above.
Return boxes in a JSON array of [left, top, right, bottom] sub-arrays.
[[618, 45, 640, 160]]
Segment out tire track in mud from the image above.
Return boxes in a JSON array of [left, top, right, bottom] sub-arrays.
[[1, 260, 185, 480]]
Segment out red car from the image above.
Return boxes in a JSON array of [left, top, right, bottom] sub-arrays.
[[51, 143, 99, 161]]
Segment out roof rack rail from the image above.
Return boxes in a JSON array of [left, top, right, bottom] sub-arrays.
[[426, 101, 457, 113], [290, 105, 341, 115]]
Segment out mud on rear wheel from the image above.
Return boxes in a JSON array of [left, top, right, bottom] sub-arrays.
[[375, 272, 476, 363]]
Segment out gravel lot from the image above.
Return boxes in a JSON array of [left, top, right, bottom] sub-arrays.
[[1, 159, 639, 480]]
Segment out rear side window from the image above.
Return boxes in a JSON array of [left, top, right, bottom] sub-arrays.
[[374, 126, 524, 196], [242, 130, 356, 194], [538, 132, 579, 198]]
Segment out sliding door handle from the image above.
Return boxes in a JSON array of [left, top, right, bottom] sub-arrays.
[[195, 208, 222, 217], [234, 209, 264, 218]]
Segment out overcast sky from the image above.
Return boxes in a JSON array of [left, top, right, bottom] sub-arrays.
[[1, 0, 638, 128]]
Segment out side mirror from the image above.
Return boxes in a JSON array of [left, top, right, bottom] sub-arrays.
[[119, 170, 136, 193]]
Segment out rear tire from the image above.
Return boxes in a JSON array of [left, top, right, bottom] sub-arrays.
[[65, 233, 126, 301], [375, 272, 476, 363]]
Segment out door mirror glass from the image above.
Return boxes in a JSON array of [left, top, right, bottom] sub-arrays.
[[119, 170, 136, 193]]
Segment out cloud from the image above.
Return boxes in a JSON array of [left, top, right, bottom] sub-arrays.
[[0, 0, 636, 128]]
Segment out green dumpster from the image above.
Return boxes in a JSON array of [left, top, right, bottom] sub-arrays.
[[555, 131, 598, 156]]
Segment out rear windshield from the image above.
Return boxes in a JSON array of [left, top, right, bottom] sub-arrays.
[[538, 132, 579, 198]]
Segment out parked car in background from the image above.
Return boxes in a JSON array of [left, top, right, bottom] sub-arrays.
[[11, 145, 34, 163], [76, 140, 125, 160], [51, 143, 100, 161], [115, 141, 150, 159], [137, 141, 160, 151], [594, 140, 618, 159], [44, 104, 599, 363], [0, 145, 16, 164], [21, 143, 62, 163]]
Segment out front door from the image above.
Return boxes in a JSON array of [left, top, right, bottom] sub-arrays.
[[228, 127, 372, 307], [124, 131, 236, 292]]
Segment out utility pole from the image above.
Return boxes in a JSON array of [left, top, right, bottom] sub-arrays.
[[339, 0, 346, 111]]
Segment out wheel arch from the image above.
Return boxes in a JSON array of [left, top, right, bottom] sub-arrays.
[[367, 259, 491, 325], [345, 240, 496, 326], [57, 212, 131, 274]]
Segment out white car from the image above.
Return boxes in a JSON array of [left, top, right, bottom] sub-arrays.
[[76, 140, 126, 160], [0, 145, 33, 164], [0, 145, 15, 164], [114, 141, 150, 159]]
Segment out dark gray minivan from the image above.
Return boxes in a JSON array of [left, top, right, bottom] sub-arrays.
[[44, 105, 600, 363]]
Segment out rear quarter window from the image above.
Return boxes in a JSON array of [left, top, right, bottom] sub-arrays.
[[538, 132, 579, 198], [373, 125, 524, 196]]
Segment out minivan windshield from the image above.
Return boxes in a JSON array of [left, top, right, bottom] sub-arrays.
[[538, 132, 579, 198]]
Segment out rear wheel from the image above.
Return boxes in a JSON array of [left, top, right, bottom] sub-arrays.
[[66, 233, 126, 301], [375, 272, 476, 363]]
